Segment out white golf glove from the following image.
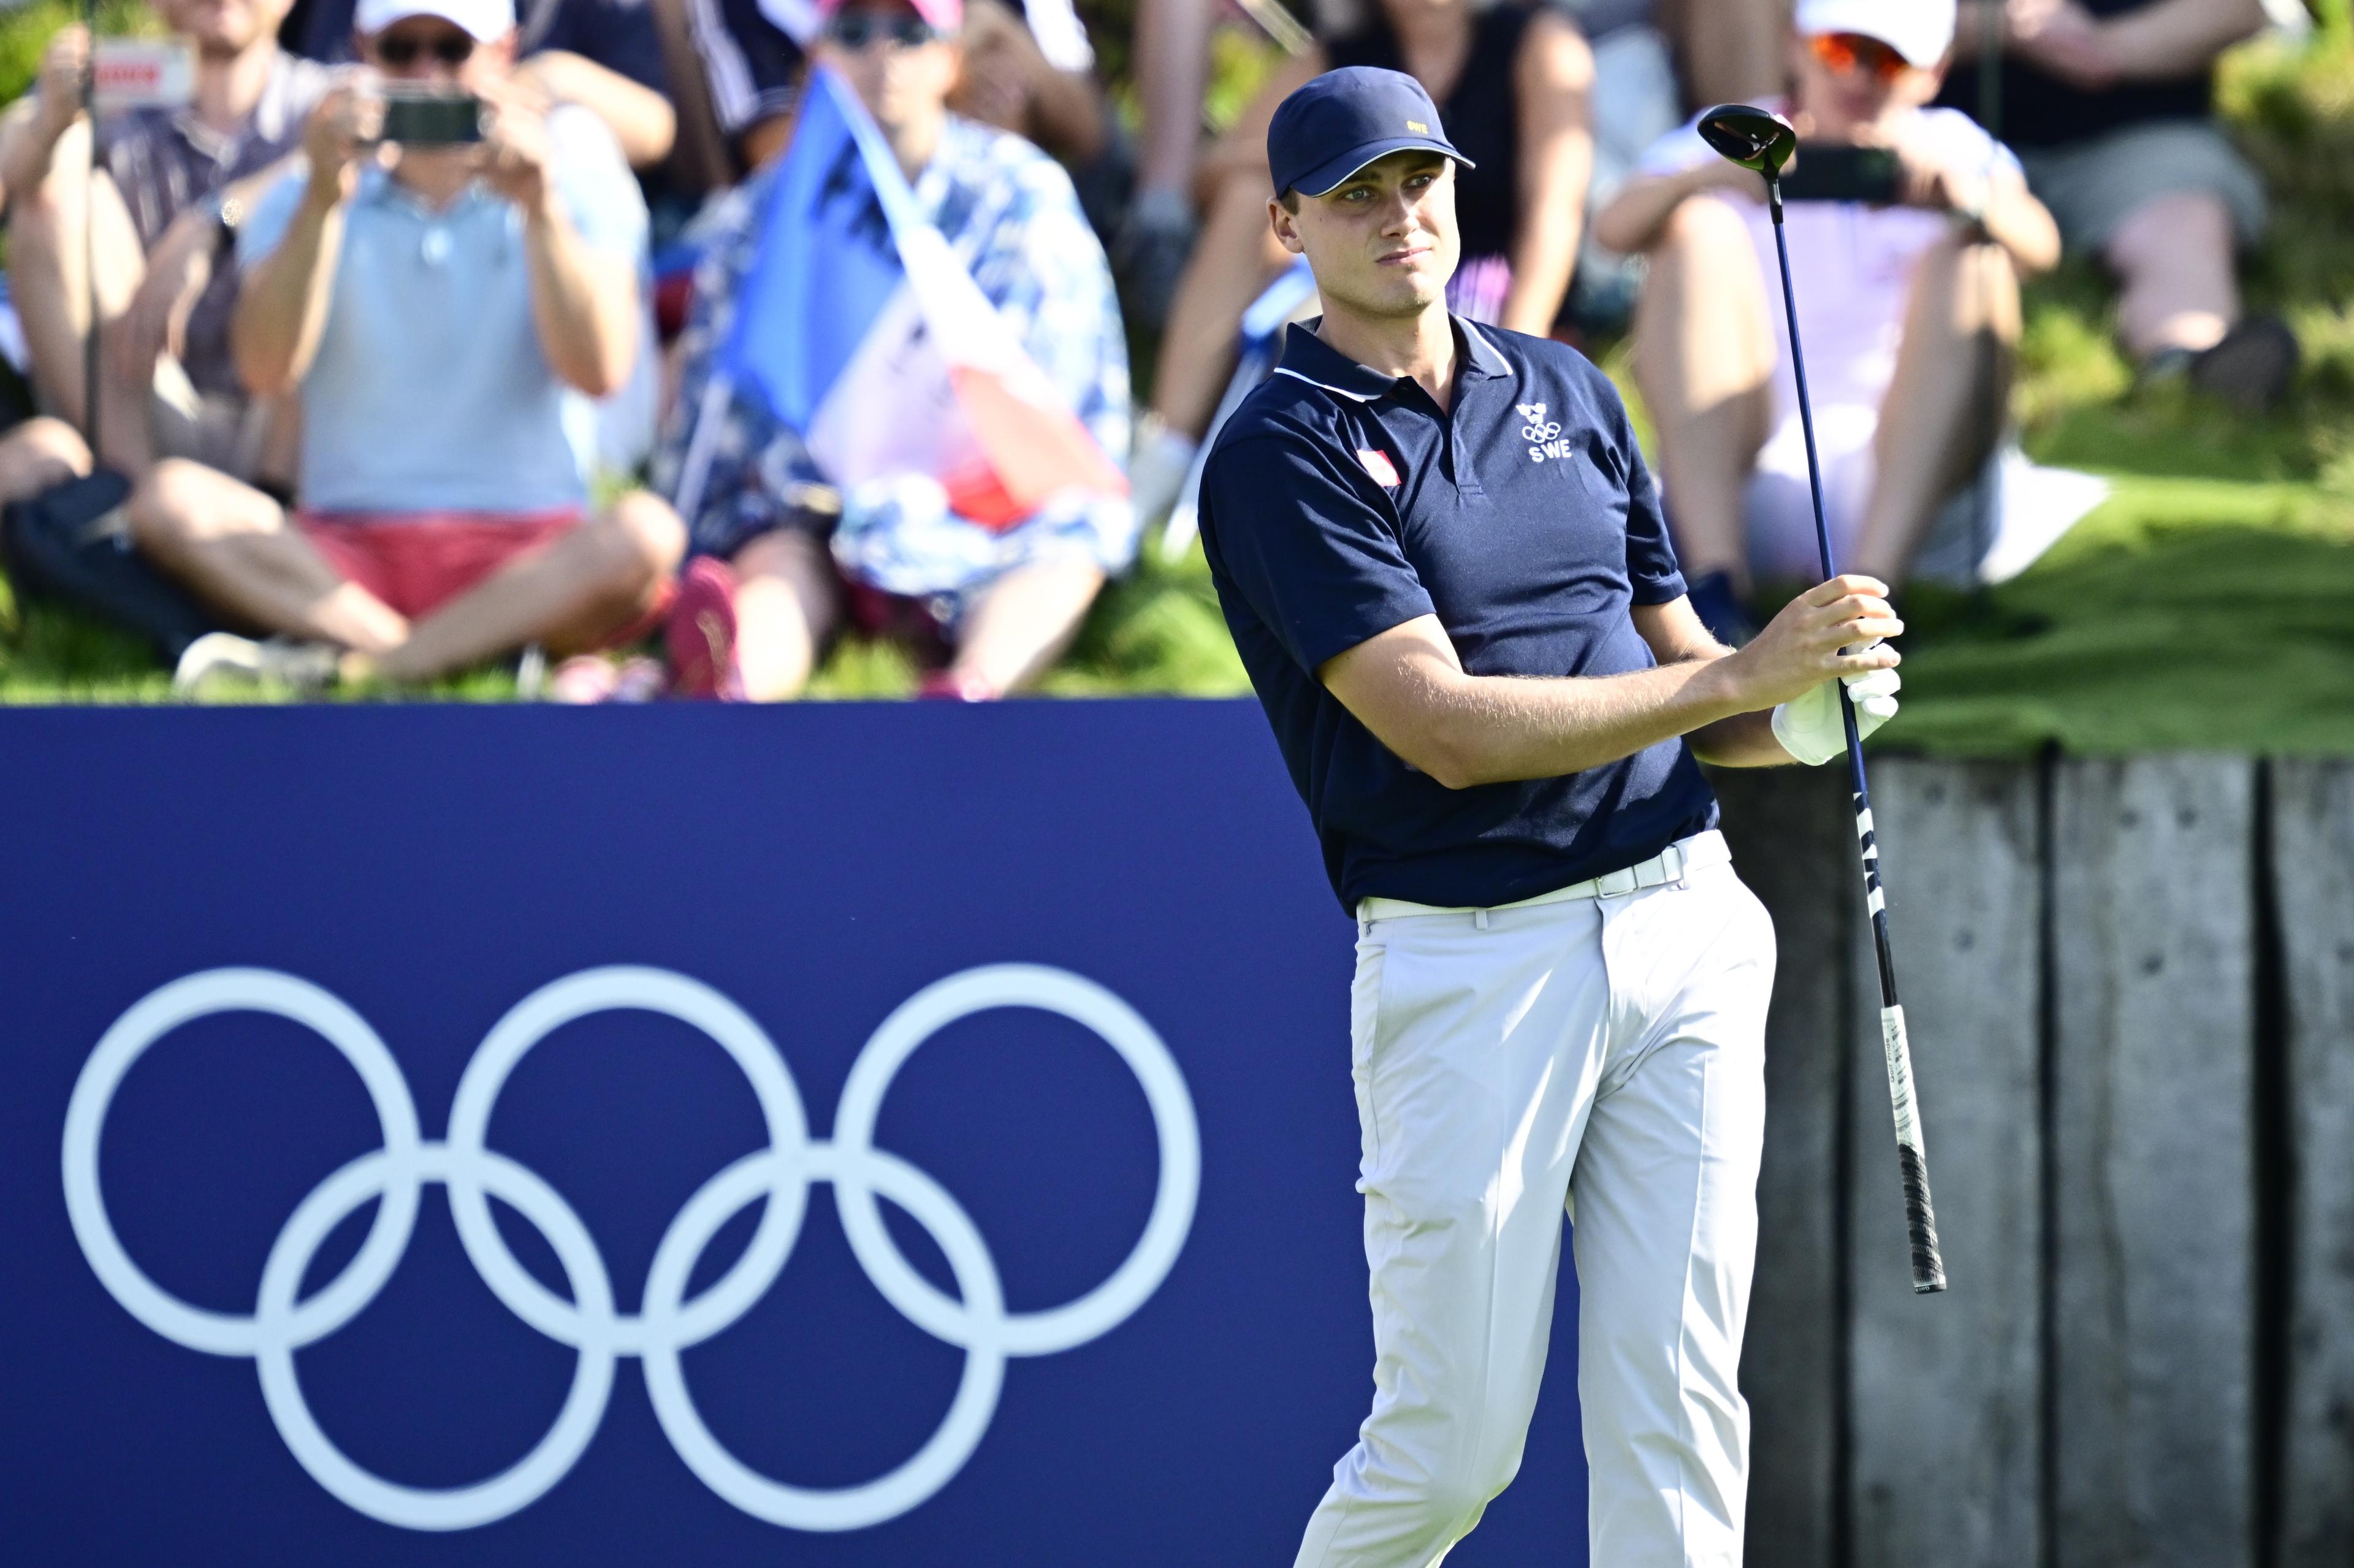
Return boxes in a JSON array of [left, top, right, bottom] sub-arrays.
[[1771, 664, 1902, 766]]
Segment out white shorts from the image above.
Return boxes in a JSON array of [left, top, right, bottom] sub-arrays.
[[1297, 832, 1775, 1568], [1744, 402, 1880, 583]]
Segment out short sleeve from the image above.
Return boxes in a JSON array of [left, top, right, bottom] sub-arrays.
[[1629, 398, 1685, 603], [1200, 430, 1436, 675], [1635, 113, 1721, 180], [1922, 106, 2026, 183], [548, 105, 649, 261], [235, 163, 310, 272]]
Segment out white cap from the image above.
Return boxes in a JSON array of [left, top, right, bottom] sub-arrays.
[[354, 0, 516, 40], [1794, 0, 1956, 67]]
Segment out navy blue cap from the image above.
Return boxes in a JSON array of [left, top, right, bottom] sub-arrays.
[[1267, 67, 1474, 200]]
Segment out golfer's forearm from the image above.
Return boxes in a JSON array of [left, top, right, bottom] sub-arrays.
[[1409, 658, 1748, 788], [234, 192, 343, 395], [1688, 707, 1793, 767], [2101, 0, 2266, 79]]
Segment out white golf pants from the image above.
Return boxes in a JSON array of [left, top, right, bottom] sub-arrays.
[[1295, 834, 1775, 1568]]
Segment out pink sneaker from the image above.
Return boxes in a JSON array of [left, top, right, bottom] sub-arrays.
[[667, 557, 742, 699]]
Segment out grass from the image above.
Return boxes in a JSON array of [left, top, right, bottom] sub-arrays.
[[3, 7, 2352, 752]]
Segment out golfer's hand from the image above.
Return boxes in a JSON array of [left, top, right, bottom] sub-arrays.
[[1724, 574, 1902, 712], [1771, 665, 1902, 766]]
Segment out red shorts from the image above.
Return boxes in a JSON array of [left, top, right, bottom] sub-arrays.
[[299, 509, 581, 621]]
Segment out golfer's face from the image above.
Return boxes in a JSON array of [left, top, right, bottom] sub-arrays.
[[1278, 151, 1460, 321]]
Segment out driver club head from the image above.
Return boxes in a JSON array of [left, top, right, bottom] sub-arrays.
[[1696, 103, 1797, 178]]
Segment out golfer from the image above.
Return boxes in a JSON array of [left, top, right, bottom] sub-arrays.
[[1196, 68, 1905, 1567]]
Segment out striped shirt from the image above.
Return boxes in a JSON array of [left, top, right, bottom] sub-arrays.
[[96, 50, 332, 398]]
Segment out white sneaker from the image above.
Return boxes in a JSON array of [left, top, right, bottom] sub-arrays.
[[173, 632, 340, 696]]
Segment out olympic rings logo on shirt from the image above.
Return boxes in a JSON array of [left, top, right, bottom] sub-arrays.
[[1515, 400, 1563, 443], [60, 964, 1202, 1535]]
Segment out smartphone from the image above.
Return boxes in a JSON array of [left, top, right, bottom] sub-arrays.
[[378, 89, 484, 147], [1779, 144, 1901, 205]]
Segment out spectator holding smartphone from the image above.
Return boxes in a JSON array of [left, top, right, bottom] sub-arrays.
[[1943, 0, 2290, 409], [139, 0, 685, 691], [284, 0, 681, 169], [1594, 0, 2060, 639], [0, 0, 330, 482]]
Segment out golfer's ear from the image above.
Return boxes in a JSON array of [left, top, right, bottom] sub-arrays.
[[1270, 199, 1305, 256]]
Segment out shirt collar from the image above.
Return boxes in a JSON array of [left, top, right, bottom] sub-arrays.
[[167, 50, 302, 166], [1273, 314, 1515, 403]]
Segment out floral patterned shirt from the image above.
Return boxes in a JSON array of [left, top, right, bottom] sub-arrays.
[[653, 115, 1134, 608]]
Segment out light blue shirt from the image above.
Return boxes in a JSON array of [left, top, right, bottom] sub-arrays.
[[240, 105, 647, 515]]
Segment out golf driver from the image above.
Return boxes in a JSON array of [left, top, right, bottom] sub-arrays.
[[1696, 104, 1948, 1295]]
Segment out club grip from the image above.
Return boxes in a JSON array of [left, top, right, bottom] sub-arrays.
[[1881, 1005, 1947, 1293]]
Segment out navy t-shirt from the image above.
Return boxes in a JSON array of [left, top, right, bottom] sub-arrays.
[[1198, 318, 1718, 912]]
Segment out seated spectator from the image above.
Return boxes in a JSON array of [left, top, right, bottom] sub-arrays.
[[282, 0, 681, 168], [686, 0, 1104, 175], [137, 0, 684, 691], [1942, 0, 2290, 409], [1135, 0, 1596, 509], [1593, 0, 2060, 638], [653, 0, 1133, 702], [0, 0, 329, 483]]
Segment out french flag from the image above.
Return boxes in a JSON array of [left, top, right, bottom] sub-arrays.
[[708, 68, 1125, 529]]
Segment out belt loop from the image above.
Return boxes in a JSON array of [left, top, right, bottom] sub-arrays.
[[1474, 908, 1490, 931]]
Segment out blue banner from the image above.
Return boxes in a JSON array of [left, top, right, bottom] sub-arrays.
[[0, 701, 1586, 1564]]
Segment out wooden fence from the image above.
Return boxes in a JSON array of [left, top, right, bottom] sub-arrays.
[[1713, 757, 2353, 1568]]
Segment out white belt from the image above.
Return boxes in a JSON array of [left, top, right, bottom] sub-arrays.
[[1357, 831, 1732, 924]]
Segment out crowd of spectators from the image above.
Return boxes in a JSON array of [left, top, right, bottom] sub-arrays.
[[0, 0, 2301, 697]]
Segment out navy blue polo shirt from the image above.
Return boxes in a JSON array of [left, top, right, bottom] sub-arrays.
[[1198, 318, 1718, 911]]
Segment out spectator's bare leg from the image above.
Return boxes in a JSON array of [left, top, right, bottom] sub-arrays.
[[0, 416, 92, 501], [370, 493, 686, 682], [1628, 194, 1774, 589], [129, 459, 410, 650], [949, 558, 1104, 695], [1133, 0, 1210, 199], [1852, 234, 2018, 583], [2105, 189, 2237, 360], [1148, 172, 1292, 438], [7, 126, 157, 471], [731, 527, 841, 701], [1656, 0, 1787, 107]]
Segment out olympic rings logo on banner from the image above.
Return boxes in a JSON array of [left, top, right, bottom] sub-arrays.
[[60, 964, 1202, 1534]]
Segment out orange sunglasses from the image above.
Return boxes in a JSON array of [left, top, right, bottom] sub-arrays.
[[1807, 31, 1911, 83]]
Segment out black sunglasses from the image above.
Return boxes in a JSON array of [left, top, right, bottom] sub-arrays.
[[824, 10, 944, 48], [375, 32, 476, 66]]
